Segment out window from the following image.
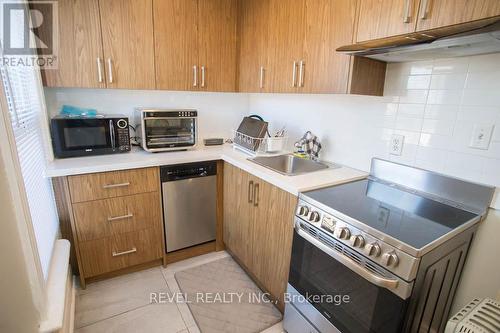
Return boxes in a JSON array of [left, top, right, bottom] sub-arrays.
[[0, 18, 59, 280]]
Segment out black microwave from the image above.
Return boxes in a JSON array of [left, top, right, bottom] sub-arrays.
[[51, 115, 131, 158]]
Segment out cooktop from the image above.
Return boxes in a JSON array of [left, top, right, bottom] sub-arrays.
[[303, 178, 478, 250]]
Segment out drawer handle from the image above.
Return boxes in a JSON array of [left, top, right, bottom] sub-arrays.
[[112, 247, 137, 257], [107, 213, 133, 222], [103, 182, 130, 189]]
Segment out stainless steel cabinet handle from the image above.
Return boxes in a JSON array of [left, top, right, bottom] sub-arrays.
[[201, 66, 205, 87], [107, 213, 133, 222], [296, 224, 399, 290], [253, 183, 259, 207], [292, 61, 297, 87], [193, 65, 198, 87], [298, 60, 305, 87], [420, 0, 430, 19], [102, 182, 130, 189], [403, 0, 411, 23], [107, 58, 113, 83], [96, 57, 103, 83], [112, 247, 137, 257], [248, 180, 254, 203], [259, 66, 264, 89]]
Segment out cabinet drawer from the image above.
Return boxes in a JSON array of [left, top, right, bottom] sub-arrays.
[[79, 228, 163, 278], [68, 167, 159, 203], [73, 192, 162, 241]]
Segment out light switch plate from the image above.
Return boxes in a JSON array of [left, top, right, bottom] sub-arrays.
[[390, 134, 404, 156], [469, 124, 494, 150]]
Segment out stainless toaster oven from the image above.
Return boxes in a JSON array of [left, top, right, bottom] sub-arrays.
[[135, 109, 197, 152]]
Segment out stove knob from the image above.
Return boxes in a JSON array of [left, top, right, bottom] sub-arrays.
[[297, 205, 309, 216], [383, 251, 399, 267], [335, 227, 351, 240], [309, 211, 321, 223], [350, 235, 365, 248], [364, 242, 381, 257]]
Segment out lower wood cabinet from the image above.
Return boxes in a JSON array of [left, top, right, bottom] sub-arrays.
[[52, 167, 165, 287], [223, 163, 297, 311]]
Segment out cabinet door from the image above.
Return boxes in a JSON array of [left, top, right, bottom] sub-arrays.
[[356, 0, 420, 42], [154, 0, 198, 91], [301, 0, 356, 93], [42, 0, 105, 88], [252, 178, 297, 311], [223, 163, 254, 269], [238, 0, 271, 92], [99, 0, 155, 89], [197, 0, 238, 92], [416, 0, 500, 31], [266, 0, 306, 93]]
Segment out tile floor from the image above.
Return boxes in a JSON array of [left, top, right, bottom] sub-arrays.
[[75, 251, 285, 333]]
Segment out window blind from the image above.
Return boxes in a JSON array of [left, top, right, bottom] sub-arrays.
[[0, 12, 59, 279]]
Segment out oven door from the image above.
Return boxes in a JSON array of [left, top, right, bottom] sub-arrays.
[[51, 118, 114, 158], [287, 219, 412, 333], [143, 117, 196, 150]]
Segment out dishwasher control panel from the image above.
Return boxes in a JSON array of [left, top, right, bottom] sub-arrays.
[[160, 160, 217, 182]]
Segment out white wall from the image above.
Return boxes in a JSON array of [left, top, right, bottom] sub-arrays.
[[249, 53, 500, 195], [44, 88, 248, 141], [0, 152, 40, 333]]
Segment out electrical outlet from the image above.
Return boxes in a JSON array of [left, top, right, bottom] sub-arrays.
[[390, 134, 404, 156], [469, 124, 494, 150]]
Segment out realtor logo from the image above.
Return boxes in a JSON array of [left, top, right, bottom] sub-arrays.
[[1, 0, 58, 68]]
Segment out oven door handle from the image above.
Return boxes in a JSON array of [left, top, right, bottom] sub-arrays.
[[296, 226, 400, 291]]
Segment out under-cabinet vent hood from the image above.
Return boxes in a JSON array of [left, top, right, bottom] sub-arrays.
[[337, 19, 500, 62]]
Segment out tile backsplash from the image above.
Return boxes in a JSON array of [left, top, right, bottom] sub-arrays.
[[249, 53, 500, 207], [44, 53, 500, 207]]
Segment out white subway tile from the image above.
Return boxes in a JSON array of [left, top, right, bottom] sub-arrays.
[[407, 61, 434, 75], [432, 57, 469, 74], [468, 53, 500, 73], [424, 105, 458, 120], [389, 143, 418, 164], [395, 116, 423, 132], [458, 106, 500, 122], [405, 75, 431, 89], [462, 90, 500, 107], [385, 103, 399, 116], [398, 104, 425, 117], [427, 90, 462, 105], [419, 133, 453, 150], [399, 90, 428, 104], [415, 146, 446, 172], [465, 71, 500, 90], [443, 151, 485, 182], [421, 119, 454, 136], [430, 74, 467, 90], [393, 129, 421, 145], [481, 158, 500, 186]]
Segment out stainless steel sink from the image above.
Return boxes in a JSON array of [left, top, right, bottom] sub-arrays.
[[249, 154, 333, 176]]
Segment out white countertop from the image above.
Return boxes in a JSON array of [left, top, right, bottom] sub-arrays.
[[45, 145, 368, 196]]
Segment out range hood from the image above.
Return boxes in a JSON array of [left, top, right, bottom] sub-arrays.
[[337, 19, 500, 62]]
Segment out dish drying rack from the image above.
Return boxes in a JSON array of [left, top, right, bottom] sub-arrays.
[[232, 130, 288, 157]]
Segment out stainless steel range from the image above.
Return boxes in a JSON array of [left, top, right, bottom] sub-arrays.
[[284, 158, 494, 333]]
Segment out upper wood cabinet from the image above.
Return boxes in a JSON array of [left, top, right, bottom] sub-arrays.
[[356, 0, 420, 42], [239, 0, 383, 95], [154, 0, 199, 91], [197, 0, 238, 92], [266, 0, 306, 93], [237, 0, 270, 92], [99, 0, 155, 89], [302, 0, 357, 93], [41, 0, 105, 88], [415, 0, 500, 31], [154, 0, 237, 92]]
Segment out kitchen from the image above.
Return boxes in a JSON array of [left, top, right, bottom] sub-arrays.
[[1, 1, 500, 333]]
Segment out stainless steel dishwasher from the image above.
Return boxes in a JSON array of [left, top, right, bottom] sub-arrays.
[[160, 161, 217, 252]]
